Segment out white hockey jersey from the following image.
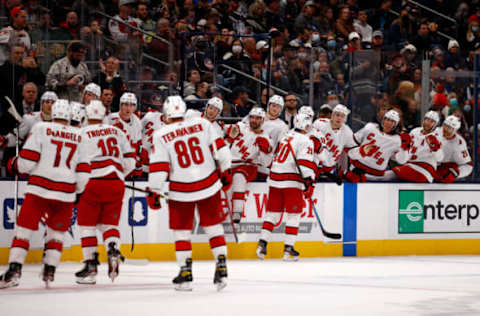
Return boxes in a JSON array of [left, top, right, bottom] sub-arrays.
[[6, 111, 47, 147], [141, 111, 165, 154], [407, 127, 444, 182], [106, 112, 142, 151], [228, 122, 273, 168], [17, 122, 88, 202], [80, 123, 136, 180], [185, 109, 225, 136], [313, 120, 356, 172], [434, 128, 473, 179], [349, 123, 409, 176], [268, 130, 315, 190], [149, 117, 232, 201]]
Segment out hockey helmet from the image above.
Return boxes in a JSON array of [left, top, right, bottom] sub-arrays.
[[163, 95, 186, 119], [268, 95, 285, 108], [424, 110, 440, 125], [383, 109, 400, 126], [52, 99, 71, 121], [86, 100, 106, 120], [443, 115, 461, 131], [206, 96, 223, 114], [332, 104, 350, 116], [83, 82, 101, 98], [40, 91, 58, 103], [298, 106, 314, 119], [249, 107, 266, 119], [70, 102, 86, 123], [120, 92, 137, 106], [294, 113, 312, 131]]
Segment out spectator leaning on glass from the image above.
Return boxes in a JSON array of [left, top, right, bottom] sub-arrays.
[[46, 41, 91, 102]]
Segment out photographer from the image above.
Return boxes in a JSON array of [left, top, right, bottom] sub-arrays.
[[46, 40, 91, 101]]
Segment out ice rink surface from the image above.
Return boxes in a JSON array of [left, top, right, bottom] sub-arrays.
[[1, 256, 479, 316]]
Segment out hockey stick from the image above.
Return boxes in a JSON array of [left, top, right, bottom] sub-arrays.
[[124, 184, 167, 199], [130, 179, 135, 252], [286, 139, 342, 240]]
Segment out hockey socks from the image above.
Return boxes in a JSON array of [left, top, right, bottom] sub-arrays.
[[283, 213, 301, 261]]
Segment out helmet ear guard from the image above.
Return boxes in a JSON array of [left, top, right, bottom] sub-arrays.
[[163, 96, 186, 119]]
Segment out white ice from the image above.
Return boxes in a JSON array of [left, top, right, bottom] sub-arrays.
[[1, 256, 480, 316]]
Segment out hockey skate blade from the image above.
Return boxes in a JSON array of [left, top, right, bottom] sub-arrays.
[[255, 249, 265, 260], [0, 279, 19, 289], [215, 279, 227, 292], [174, 282, 193, 291], [76, 276, 96, 285], [282, 254, 299, 262]]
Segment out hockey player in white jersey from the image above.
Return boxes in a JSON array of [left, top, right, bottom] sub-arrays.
[[225, 107, 273, 228], [299, 106, 323, 176], [312, 104, 356, 176], [5, 91, 57, 147], [434, 115, 472, 182], [106, 92, 143, 177], [384, 111, 443, 183], [345, 110, 410, 182], [185, 96, 225, 135], [148, 96, 232, 291], [257, 113, 315, 261], [0, 100, 88, 288], [75, 100, 136, 284], [82, 82, 101, 105], [70, 102, 86, 128]]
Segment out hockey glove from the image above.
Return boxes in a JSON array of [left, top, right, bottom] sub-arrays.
[[441, 166, 459, 183], [146, 188, 162, 210], [426, 134, 441, 152], [254, 136, 271, 154], [225, 124, 240, 143], [310, 135, 322, 154], [303, 179, 315, 199], [7, 157, 18, 175], [221, 169, 233, 191], [400, 132, 412, 151]]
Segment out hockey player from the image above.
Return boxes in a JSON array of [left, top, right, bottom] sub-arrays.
[[257, 113, 315, 261], [185, 96, 225, 135], [147, 96, 232, 291], [141, 106, 165, 156], [312, 104, 356, 176], [345, 110, 410, 182], [70, 102, 86, 128], [384, 111, 443, 183], [226, 107, 273, 228], [75, 100, 136, 284], [0, 100, 88, 288], [82, 82, 101, 105], [434, 115, 472, 182], [106, 92, 143, 177]]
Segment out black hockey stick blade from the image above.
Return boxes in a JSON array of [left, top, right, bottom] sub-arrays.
[[310, 199, 342, 240]]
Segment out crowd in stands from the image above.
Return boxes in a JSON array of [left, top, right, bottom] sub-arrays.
[[0, 0, 478, 177]]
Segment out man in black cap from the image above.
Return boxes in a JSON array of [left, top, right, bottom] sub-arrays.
[[230, 86, 251, 117]]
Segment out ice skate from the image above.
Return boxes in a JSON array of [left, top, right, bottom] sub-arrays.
[[283, 245, 299, 261], [75, 252, 99, 284], [107, 242, 125, 282], [213, 255, 227, 291], [256, 239, 268, 260], [172, 258, 193, 291], [0, 262, 22, 289], [41, 264, 55, 287]]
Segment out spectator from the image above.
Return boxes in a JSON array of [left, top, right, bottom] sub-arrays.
[[368, 0, 393, 32], [137, 2, 156, 44], [100, 87, 114, 114], [294, 1, 320, 32], [59, 11, 80, 40], [108, 0, 142, 43], [335, 6, 355, 41], [259, 88, 274, 110], [29, 9, 57, 43], [230, 86, 251, 117], [317, 6, 336, 36], [386, 53, 412, 95], [387, 6, 415, 50], [72, 0, 106, 27], [185, 81, 209, 111], [0, 6, 31, 66], [445, 40, 464, 69], [245, 1, 268, 34], [354, 9, 373, 44], [465, 20, 480, 52], [264, 0, 283, 31], [0, 43, 45, 105], [280, 92, 298, 128], [222, 39, 252, 88], [93, 56, 125, 109], [411, 23, 432, 57], [20, 82, 39, 114], [184, 68, 201, 97], [46, 41, 91, 101]]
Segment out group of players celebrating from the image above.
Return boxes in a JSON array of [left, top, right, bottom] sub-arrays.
[[0, 85, 472, 291]]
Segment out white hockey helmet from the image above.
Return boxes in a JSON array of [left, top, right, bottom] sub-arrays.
[[299, 106, 314, 119], [383, 109, 400, 126], [83, 82, 101, 98], [70, 101, 86, 123], [120, 92, 137, 106], [52, 99, 71, 121], [268, 95, 285, 108], [443, 115, 461, 131], [332, 104, 350, 116], [424, 110, 440, 125], [86, 100, 106, 120], [294, 113, 312, 131], [249, 107, 266, 119], [40, 91, 57, 103], [206, 96, 223, 113], [163, 95, 186, 119]]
